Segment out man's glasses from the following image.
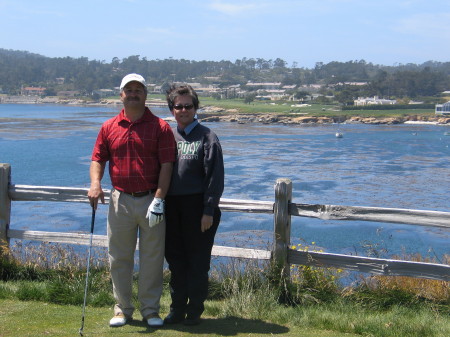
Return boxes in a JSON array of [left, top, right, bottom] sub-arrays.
[[173, 104, 194, 111]]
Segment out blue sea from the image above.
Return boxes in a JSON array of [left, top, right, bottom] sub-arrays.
[[1, 103, 449, 260]]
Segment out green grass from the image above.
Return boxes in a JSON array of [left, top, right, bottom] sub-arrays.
[[1, 295, 449, 337], [200, 96, 334, 114], [197, 96, 437, 118], [0, 299, 360, 337], [124, 94, 439, 119], [1, 243, 449, 337]]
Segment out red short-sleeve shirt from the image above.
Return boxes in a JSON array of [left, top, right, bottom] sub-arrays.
[[91, 108, 176, 192]]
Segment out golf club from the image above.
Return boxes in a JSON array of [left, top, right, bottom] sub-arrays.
[[79, 207, 96, 336]]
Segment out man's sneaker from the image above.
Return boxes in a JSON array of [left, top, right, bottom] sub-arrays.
[[145, 312, 164, 327], [109, 312, 131, 327]]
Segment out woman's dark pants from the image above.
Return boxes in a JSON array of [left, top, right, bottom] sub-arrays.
[[165, 194, 220, 318]]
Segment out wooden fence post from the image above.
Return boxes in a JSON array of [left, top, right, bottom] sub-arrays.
[[0, 163, 12, 251], [273, 178, 292, 281]]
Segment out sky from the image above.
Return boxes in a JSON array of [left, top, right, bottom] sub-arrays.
[[0, 0, 449, 69]]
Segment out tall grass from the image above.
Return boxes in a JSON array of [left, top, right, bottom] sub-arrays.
[[348, 254, 450, 315], [0, 241, 114, 306], [1, 241, 449, 336], [212, 259, 280, 320]]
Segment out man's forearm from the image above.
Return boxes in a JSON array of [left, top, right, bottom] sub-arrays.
[[90, 160, 105, 185], [154, 162, 173, 199], [88, 160, 106, 209]]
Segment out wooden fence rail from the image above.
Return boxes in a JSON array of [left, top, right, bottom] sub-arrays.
[[1, 163, 449, 282]]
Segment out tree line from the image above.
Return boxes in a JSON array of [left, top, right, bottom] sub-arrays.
[[1, 48, 449, 103]]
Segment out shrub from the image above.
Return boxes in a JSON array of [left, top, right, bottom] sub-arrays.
[[288, 242, 344, 304]]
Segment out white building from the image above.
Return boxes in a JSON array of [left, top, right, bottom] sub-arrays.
[[246, 82, 282, 90], [435, 101, 450, 115], [93, 89, 115, 98], [354, 96, 397, 106]]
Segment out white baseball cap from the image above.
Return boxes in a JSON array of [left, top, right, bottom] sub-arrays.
[[120, 73, 146, 91]]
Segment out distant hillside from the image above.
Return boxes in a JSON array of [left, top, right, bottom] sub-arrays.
[[0, 48, 449, 102]]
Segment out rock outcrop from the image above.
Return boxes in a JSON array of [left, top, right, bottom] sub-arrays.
[[198, 111, 450, 125]]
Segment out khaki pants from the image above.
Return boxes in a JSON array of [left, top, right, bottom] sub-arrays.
[[108, 188, 165, 318]]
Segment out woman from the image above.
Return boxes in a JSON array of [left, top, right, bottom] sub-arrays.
[[164, 84, 224, 325]]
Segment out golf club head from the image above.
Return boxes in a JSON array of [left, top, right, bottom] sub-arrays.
[[79, 327, 83, 336]]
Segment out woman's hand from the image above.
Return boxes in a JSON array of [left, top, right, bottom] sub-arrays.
[[201, 214, 213, 232]]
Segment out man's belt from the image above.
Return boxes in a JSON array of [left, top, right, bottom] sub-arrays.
[[122, 190, 155, 197]]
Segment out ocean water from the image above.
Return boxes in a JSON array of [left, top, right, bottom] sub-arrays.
[[1, 104, 449, 260]]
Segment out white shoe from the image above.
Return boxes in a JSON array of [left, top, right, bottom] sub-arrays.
[[145, 313, 164, 327], [109, 312, 130, 327]]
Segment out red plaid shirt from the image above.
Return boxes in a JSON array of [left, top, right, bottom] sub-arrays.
[[91, 108, 176, 193]]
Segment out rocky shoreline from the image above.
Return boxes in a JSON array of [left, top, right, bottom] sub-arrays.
[[198, 106, 450, 125], [2, 97, 448, 125], [0, 96, 167, 108]]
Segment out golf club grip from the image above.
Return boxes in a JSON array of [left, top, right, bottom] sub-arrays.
[[90, 208, 96, 234]]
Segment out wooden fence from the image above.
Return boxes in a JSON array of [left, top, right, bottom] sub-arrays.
[[1, 163, 449, 282]]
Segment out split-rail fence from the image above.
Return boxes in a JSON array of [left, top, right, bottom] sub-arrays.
[[1, 163, 449, 282]]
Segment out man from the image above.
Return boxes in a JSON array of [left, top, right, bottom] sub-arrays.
[[87, 73, 176, 328]]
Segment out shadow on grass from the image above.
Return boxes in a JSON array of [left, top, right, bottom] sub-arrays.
[[128, 316, 289, 335]]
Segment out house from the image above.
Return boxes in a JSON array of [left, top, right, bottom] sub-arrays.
[[183, 83, 221, 95], [354, 96, 397, 106], [57, 91, 80, 98], [147, 84, 161, 94], [186, 82, 202, 89], [435, 101, 450, 115], [282, 85, 297, 90], [246, 82, 282, 90], [93, 89, 115, 98], [340, 82, 368, 86], [299, 84, 322, 92], [203, 76, 221, 81], [262, 89, 289, 100], [21, 87, 46, 96]]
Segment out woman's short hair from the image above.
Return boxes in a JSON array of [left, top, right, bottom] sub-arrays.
[[166, 84, 199, 111]]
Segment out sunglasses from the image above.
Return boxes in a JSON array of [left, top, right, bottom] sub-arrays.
[[173, 104, 194, 111]]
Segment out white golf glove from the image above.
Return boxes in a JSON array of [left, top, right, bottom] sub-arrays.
[[146, 197, 165, 227]]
